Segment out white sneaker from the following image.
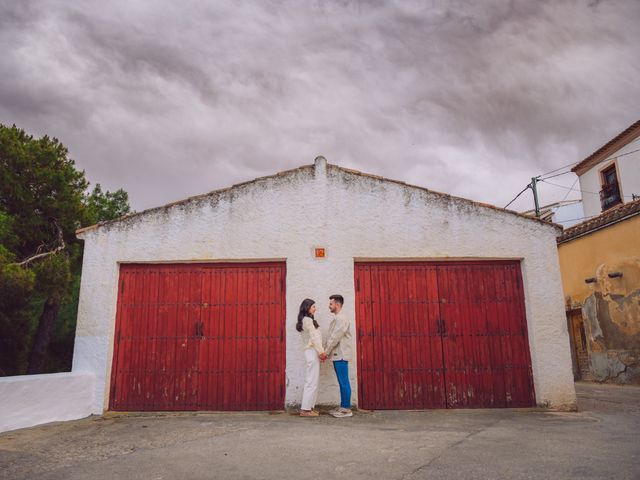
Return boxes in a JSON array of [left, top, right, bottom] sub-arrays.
[[330, 409, 353, 418]]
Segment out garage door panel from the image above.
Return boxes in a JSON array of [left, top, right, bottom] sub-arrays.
[[110, 263, 285, 412], [355, 261, 534, 410], [356, 264, 447, 410]]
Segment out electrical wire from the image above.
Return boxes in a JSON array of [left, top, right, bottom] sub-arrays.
[[540, 170, 574, 181], [537, 142, 640, 181], [538, 161, 580, 178], [539, 179, 637, 199], [503, 139, 639, 211], [561, 177, 579, 202], [504, 184, 531, 209]]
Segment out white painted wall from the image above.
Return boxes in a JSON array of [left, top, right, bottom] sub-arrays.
[[579, 139, 640, 218], [0, 372, 95, 433], [550, 201, 584, 229], [74, 158, 576, 413]]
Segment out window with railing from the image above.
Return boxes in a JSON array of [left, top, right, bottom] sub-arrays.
[[599, 164, 622, 211]]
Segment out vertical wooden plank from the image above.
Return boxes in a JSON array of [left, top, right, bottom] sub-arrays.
[[406, 266, 419, 408], [354, 265, 363, 408], [270, 266, 279, 410], [364, 264, 376, 409], [498, 265, 516, 407], [222, 267, 233, 410], [458, 265, 473, 407], [386, 266, 396, 408], [120, 268, 135, 409], [487, 264, 507, 407], [429, 266, 446, 408], [217, 267, 227, 410], [192, 269, 201, 410], [172, 268, 183, 409], [356, 264, 371, 409], [197, 267, 208, 409], [255, 268, 265, 409], [165, 266, 178, 410], [398, 266, 412, 408], [439, 266, 451, 408], [413, 266, 428, 409], [110, 266, 128, 410], [513, 262, 535, 406], [390, 266, 401, 408], [472, 265, 491, 407], [400, 266, 411, 408], [246, 267, 256, 409], [236, 267, 246, 410], [370, 265, 381, 409], [155, 268, 167, 409], [178, 267, 188, 411], [466, 265, 486, 408], [279, 264, 287, 410], [267, 266, 276, 410], [139, 268, 151, 409], [140, 269, 154, 409], [379, 266, 391, 409], [127, 268, 144, 408]]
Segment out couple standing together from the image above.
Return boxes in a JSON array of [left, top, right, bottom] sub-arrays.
[[296, 295, 353, 418]]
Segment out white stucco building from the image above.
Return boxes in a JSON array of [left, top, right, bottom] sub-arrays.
[[573, 120, 640, 219], [72, 157, 577, 414]]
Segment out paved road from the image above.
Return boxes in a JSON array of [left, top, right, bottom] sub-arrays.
[[1, 382, 638, 480]]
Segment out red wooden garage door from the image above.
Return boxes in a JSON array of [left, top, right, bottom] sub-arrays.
[[355, 261, 535, 409], [110, 262, 286, 411]]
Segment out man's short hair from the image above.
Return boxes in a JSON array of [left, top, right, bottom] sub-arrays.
[[329, 294, 344, 305]]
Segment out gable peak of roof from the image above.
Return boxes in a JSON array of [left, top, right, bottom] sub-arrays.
[[76, 158, 559, 235], [572, 120, 640, 175]]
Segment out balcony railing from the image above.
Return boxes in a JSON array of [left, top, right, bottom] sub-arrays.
[[600, 182, 622, 211]]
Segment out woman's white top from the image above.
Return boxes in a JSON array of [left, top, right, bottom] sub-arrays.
[[301, 316, 325, 354]]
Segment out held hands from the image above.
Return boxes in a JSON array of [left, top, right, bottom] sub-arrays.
[[319, 352, 328, 362]]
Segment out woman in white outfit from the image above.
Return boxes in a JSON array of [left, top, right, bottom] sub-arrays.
[[296, 298, 327, 417]]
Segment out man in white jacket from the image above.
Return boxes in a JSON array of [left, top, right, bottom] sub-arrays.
[[324, 294, 353, 418]]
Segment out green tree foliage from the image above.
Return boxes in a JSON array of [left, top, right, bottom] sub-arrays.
[[85, 184, 131, 225], [0, 125, 88, 258], [0, 211, 36, 375], [0, 124, 132, 375]]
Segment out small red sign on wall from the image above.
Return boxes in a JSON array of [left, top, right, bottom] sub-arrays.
[[314, 247, 326, 258]]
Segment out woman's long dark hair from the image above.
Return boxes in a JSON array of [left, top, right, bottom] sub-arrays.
[[296, 298, 319, 332]]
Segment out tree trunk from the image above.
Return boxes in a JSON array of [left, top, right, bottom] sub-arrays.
[[27, 296, 60, 374]]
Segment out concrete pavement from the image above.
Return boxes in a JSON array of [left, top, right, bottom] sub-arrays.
[[1, 382, 638, 479]]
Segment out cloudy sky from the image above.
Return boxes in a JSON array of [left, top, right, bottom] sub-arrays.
[[1, 0, 639, 214]]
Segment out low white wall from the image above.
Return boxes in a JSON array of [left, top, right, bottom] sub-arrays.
[[0, 372, 95, 433]]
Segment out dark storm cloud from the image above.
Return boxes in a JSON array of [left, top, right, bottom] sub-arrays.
[[1, 0, 638, 212]]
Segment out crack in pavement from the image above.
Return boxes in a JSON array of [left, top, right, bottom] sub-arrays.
[[397, 417, 504, 480]]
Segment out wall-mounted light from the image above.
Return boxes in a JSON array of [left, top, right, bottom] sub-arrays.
[[608, 271, 623, 278]]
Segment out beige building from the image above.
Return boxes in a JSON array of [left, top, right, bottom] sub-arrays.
[[557, 120, 640, 384]]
